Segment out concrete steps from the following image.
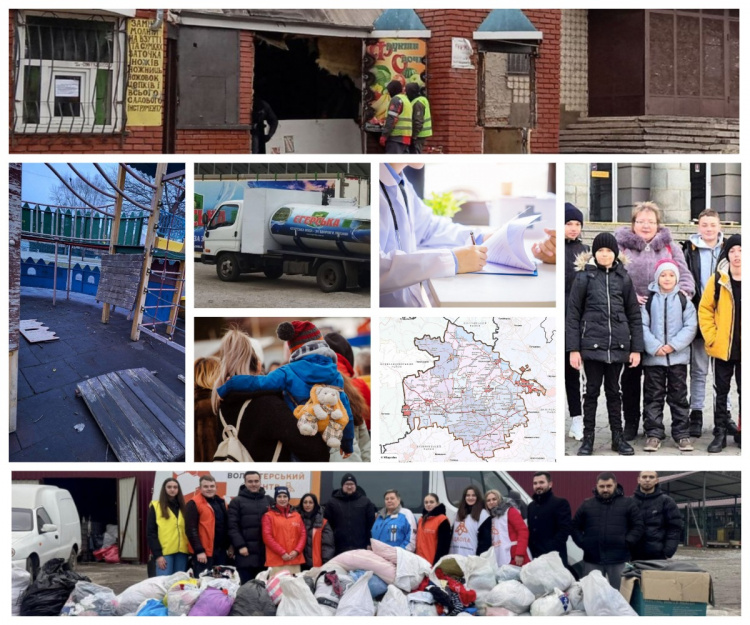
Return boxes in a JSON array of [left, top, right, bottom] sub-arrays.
[[560, 116, 739, 154]]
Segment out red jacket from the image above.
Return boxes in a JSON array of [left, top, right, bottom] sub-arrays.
[[507, 507, 531, 564], [261, 505, 306, 567]]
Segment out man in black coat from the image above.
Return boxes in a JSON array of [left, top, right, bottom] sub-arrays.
[[323, 473, 377, 555], [631, 471, 683, 560], [572, 472, 644, 589], [527, 472, 573, 568], [227, 471, 273, 584]]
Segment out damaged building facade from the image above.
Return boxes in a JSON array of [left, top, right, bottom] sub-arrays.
[[9, 8, 739, 155]]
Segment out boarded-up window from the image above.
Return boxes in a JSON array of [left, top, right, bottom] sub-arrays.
[[176, 26, 240, 128]]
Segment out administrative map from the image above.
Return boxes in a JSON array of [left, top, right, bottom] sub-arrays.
[[380, 317, 556, 462]]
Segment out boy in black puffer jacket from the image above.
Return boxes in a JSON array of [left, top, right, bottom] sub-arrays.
[[564, 203, 589, 442], [566, 233, 644, 456]]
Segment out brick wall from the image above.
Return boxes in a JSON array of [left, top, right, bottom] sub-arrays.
[[410, 9, 560, 154], [10, 9, 166, 154], [416, 10, 487, 154], [524, 9, 561, 154], [174, 30, 254, 154]]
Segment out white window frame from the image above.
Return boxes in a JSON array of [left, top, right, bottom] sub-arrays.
[[14, 10, 127, 134]]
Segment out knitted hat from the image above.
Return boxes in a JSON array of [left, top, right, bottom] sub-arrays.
[[277, 321, 323, 352], [274, 486, 290, 499], [324, 332, 354, 367], [654, 259, 680, 284], [592, 232, 619, 258], [720, 233, 741, 262], [341, 473, 357, 487], [565, 202, 584, 225]]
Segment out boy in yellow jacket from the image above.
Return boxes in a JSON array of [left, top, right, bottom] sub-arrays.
[[698, 233, 741, 453]]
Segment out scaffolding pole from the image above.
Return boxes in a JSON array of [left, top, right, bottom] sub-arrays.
[[131, 163, 167, 342]]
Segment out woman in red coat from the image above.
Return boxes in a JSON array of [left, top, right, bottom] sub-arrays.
[[482, 490, 531, 568], [261, 486, 307, 576]]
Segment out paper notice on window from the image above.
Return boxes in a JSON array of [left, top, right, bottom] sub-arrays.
[[55, 78, 80, 98]]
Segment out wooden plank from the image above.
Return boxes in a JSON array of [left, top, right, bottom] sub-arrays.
[[77, 368, 185, 462], [117, 368, 185, 440], [98, 372, 179, 460], [19, 319, 60, 343], [76, 378, 143, 463]]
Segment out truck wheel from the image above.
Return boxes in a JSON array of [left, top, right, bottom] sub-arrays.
[[263, 265, 284, 280], [68, 547, 78, 570], [26, 554, 39, 581], [317, 261, 346, 292], [216, 254, 240, 281]]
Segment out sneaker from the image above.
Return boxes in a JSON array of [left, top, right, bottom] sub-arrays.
[[568, 416, 584, 441], [644, 437, 661, 452], [678, 438, 694, 451]]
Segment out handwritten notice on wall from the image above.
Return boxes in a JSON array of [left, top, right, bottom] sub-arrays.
[[126, 18, 163, 126]]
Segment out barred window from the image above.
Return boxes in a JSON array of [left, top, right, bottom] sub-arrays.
[[507, 53, 530, 75], [14, 13, 126, 133]]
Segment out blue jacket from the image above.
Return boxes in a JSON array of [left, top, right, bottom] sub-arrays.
[[641, 283, 698, 367], [371, 507, 412, 549], [217, 354, 354, 454]]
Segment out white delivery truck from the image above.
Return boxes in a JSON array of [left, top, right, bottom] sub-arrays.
[[12, 484, 82, 580], [201, 189, 370, 292]]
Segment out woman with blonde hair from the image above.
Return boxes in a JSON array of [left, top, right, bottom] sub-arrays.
[[615, 202, 695, 441], [194, 357, 221, 462], [481, 490, 531, 567], [199, 325, 329, 462]]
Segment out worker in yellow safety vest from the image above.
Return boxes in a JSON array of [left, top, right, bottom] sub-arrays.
[[380, 81, 412, 154], [405, 82, 432, 154]]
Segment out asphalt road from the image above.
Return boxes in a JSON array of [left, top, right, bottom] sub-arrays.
[[193, 260, 371, 308]]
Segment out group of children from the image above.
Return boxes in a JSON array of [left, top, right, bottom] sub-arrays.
[[565, 203, 741, 455]]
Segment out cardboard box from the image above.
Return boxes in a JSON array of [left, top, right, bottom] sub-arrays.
[[621, 571, 712, 616]]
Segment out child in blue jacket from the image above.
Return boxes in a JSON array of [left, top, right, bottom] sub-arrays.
[[218, 321, 354, 456], [641, 259, 698, 452]]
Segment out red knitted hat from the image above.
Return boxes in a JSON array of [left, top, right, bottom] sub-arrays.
[[277, 321, 322, 352]]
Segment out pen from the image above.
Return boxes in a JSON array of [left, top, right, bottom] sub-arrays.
[[470, 231, 476, 245]]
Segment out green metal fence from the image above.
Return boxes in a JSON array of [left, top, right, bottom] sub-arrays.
[[20, 203, 146, 247]]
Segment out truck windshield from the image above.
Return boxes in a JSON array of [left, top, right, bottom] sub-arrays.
[[207, 204, 239, 230], [12, 508, 33, 531]]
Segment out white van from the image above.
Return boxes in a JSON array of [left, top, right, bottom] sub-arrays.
[[12, 485, 82, 579]]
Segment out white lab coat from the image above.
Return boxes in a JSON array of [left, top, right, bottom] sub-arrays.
[[379, 163, 474, 307]]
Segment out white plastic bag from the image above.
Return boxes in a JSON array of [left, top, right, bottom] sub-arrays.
[[314, 571, 353, 616], [407, 591, 438, 617], [520, 552, 574, 596], [165, 579, 202, 616], [276, 575, 324, 616], [377, 585, 410, 616], [336, 570, 375, 616], [199, 576, 240, 599], [394, 548, 431, 592], [430, 553, 467, 585], [530, 588, 570, 616], [580, 570, 637, 617], [464, 549, 500, 591], [485, 580, 535, 613], [60, 581, 117, 616], [496, 564, 522, 582], [12, 566, 31, 616], [567, 581, 584, 611], [114, 571, 190, 615]]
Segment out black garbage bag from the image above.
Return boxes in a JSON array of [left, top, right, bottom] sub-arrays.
[[20, 558, 91, 616], [229, 580, 276, 616]]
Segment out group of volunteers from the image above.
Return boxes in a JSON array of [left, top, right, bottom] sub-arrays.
[[148, 471, 681, 594], [565, 201, 741, 455], [194, 320, 371, 463]]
